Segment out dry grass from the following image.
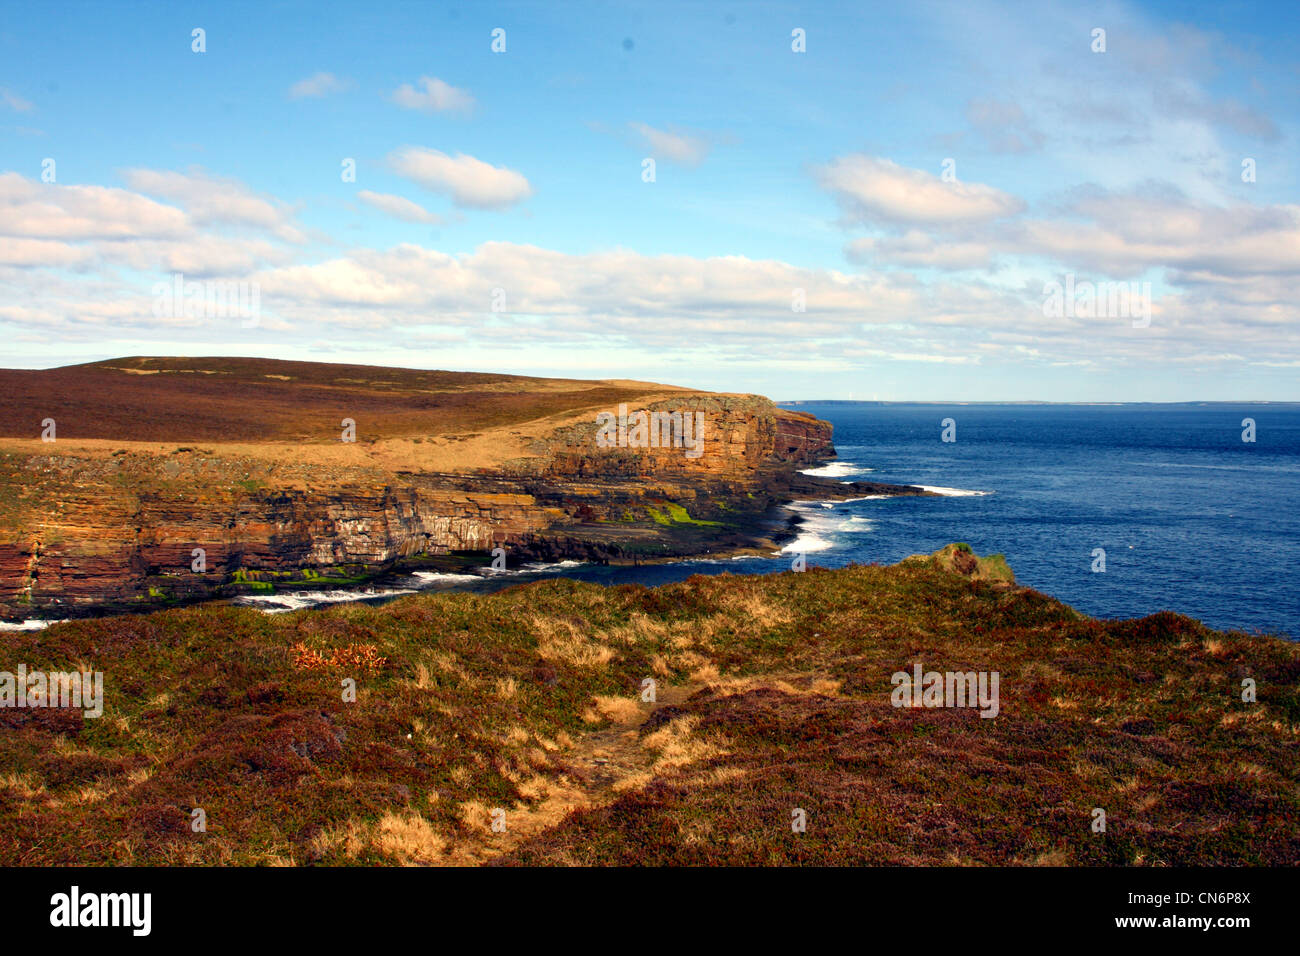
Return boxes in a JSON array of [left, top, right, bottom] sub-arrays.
[[372, 812, 447, 865], [308, 818, 369, 861], [457, 801, 495, 835], [584, 695, 644, 724], [531, 615, 617, 668], [642, 715, 728, 774]]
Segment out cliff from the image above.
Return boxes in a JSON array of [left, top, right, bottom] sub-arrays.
[[0, 358, 928, 618]]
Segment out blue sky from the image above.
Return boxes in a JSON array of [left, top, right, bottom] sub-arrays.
[[1, 0, 1297, 400]]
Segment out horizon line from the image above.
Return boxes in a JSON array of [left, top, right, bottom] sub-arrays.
[[778, 399, 1299, 406]]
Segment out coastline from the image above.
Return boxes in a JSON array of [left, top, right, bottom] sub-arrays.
[[0, 361, 857, 621], [0, 464, 937, 624]]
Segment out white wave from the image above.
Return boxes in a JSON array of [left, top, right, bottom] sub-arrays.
[[799, 462, 870, 478], [411, 571, 482, 584], [236, 595, 315, 614], [837, 516, 873, 531], [521, 559, 587, 571], [780, 531, 834, 553], [0, 619, 68, 631], [408, 556, 592, 587], [237, 587, 414, 614], [915, 485, 992, 497], [479, 559, 591, 575], [841, 495, 889, 502], [414, 559, 587, 582]]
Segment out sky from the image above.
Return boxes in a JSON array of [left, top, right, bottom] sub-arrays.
[[1, 0, 1297, 401]]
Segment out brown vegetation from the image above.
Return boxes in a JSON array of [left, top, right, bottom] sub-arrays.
[[1, 546, 1295, 866]]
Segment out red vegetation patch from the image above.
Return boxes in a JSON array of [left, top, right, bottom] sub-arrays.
[[290, 642, 387, 673], [37, 753, 126, 790], [161, 709, 346, 789], [0, 705, 85, 736]]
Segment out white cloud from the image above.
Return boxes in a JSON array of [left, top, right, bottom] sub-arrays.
[[391, 76, 475, 114], [288, 72, 352, 99], [6, 227, 1299, 372], [0, 237, 94, 268], [3, 114, 1299, 379], [255, 241, 914, 326], [847, 348, 980, 365], [387, 147, 532, 210], [357, 190, 442, 224], [98, 235, 293, 276], [0, 171, 300, 277], [629, 123, 711, 166], [1013, 191, 1300, 278], [813, 155, 1025, 226], [121, 167, 306, 242], [0, 172, 188, 240]]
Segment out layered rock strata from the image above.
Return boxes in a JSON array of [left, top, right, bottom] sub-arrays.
[[0, 386, 928, 618]]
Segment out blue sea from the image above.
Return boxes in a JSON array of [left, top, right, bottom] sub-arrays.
[[767, 403, 1300, 639], [236, 404, 1299, 639]]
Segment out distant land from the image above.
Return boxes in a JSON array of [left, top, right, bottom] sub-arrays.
[[780, 399, 1293, 406]]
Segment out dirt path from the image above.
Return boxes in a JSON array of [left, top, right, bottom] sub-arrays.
[[443, 672, 842, 865], [443, 681, 705, 865]]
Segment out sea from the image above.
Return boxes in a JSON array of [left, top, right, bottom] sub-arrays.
[[6, 403, 1294, 638], [771, 402, 1299, 639]]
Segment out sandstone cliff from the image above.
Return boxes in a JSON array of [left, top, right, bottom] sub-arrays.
[[0, 358, 922, 618]]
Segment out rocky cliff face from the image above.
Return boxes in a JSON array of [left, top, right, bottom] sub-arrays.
[[0, 396, 854, 618], [534, 398, 834, 478]]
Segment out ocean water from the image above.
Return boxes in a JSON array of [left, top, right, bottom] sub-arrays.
[[770, 403, 1299, 639], [218, 403, 1296, 638]]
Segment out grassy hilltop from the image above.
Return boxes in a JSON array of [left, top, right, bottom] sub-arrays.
[[1, 545, 1296, 866], [0, 356, 694, 445], [0, 355, 698, 476]]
